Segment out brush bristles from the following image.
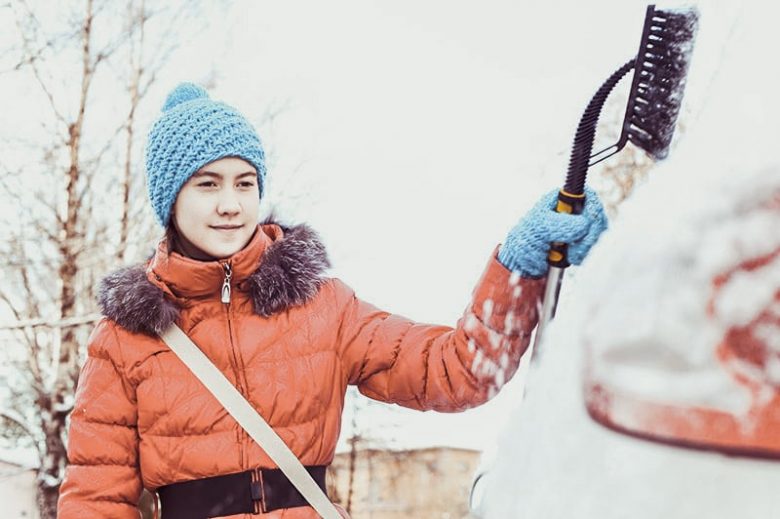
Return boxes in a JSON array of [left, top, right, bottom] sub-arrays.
[[628, 7, 699, 159]]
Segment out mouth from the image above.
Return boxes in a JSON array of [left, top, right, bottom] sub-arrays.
[[210, 224, 244, 231]]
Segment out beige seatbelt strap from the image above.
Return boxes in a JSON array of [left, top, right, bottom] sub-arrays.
[[159, 324, 342, 519]]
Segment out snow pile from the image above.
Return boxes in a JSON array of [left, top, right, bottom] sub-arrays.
[[479, 1, 780, 517]]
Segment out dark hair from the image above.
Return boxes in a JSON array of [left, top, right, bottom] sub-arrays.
[[163, 221, 212, 261], [164, 224, 178, 253]]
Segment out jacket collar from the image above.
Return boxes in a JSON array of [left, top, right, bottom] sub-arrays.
[[148, 224, 279, 299], [98, 222, 331, 336]]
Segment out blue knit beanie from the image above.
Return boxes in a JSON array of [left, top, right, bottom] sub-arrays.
[[145, 82, 267, 227]]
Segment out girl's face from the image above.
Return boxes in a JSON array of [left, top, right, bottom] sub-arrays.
[[171, 157, 260, 259]]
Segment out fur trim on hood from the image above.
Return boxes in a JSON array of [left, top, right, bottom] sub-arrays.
[[97, 224, 330, 336]]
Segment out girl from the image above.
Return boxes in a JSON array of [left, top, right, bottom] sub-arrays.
[[57, 83, 606, 518]]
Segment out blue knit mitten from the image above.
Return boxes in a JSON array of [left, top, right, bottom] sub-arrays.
[[497, 187, 608, 278]]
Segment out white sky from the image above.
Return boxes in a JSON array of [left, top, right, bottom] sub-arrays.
[[2, 0, 775, 454]]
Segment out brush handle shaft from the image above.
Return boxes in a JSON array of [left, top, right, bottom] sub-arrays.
[[532, 266, 564, 356], [536, 189, 586, 353]]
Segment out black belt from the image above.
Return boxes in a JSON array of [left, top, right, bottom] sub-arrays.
[[157, 465, 328, 518]]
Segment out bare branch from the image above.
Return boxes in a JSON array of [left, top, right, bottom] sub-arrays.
[[0, 165, 22, 198], [23, 215, 62, 248], [0, 314, 101, 331], [0, 287, 24, 323], [1, 170, 67, 234], [2, 231, 57, 390], [0, 24, 78, 76], [11, 3, 70, 130], [118, 0, 146, 262], [86, 0, 149, 69], [258, 98, 293, 128], [15, 320, 47, 396], [0, 307, 40, 388], [0, 409, 42, 457], [19, 257, 44, 321]]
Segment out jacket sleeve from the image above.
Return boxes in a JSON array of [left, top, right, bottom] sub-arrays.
[[333, 247, 546, 412], [57, 319, 143, 518]]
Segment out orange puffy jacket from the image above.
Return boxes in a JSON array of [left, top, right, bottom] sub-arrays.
[[57, 222, 544, 518]]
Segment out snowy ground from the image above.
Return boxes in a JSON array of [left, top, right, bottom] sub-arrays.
[[478, 1, 780, 517]]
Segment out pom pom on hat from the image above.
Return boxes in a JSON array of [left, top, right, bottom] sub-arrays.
[[162, 82, 209, 112], [145, 82, 267, 227]]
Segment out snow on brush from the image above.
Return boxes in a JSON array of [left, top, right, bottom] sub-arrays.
[[478, 2, 780, 518]]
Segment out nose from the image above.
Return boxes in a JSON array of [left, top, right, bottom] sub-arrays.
[[216, 187, 241, 216]]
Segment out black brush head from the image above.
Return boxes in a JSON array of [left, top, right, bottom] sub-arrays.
[[625, 5, 699, 159]]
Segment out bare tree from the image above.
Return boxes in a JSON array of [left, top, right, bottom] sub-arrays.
[[0, 1, 210, 516]]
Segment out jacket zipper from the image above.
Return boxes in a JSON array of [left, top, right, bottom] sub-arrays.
[[221, 262, 246, 469], [221, 263, 232, 304]]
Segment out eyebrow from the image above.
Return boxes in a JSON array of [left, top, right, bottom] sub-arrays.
[[192, 171, 257, 179]]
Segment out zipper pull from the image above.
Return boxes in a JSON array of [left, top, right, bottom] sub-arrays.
[[221, 263, 232, 304]]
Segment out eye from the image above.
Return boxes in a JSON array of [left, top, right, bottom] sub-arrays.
[[238, 180, 256, 188], [197, 181, 218, 188]]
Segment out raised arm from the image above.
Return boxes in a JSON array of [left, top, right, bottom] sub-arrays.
[[332, 250, 545, 412], [332, 187, 607, 412]]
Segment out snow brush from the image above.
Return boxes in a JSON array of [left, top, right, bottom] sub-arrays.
[[533, 4, 699, 351]]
